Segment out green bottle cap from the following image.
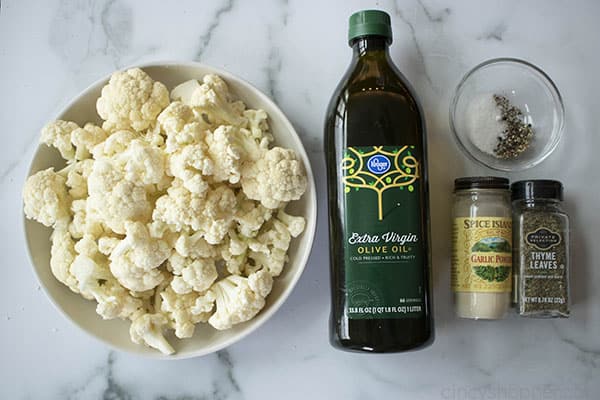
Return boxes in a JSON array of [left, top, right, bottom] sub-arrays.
[[348, 10, 392, 45]]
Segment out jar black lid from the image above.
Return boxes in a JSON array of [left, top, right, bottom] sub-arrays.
[[511, 180, 563, 201], [454, 176, 509, 191]]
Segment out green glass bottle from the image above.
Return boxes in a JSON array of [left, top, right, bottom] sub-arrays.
[[325, 10, 434, 352]]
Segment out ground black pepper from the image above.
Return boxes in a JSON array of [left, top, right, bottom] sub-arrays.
[[493, 94, 534, 159]]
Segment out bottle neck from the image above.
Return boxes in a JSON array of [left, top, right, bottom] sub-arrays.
[[351, 35, 390, 59], [514, 198, 564, 211]]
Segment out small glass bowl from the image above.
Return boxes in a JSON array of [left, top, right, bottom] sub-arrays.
[[450, 58, 564, 171]]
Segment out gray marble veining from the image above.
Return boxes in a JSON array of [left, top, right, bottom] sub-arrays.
[[1, 0, 600, 399]]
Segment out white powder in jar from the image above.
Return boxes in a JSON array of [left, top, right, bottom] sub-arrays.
[[466, 93, 507, 155]]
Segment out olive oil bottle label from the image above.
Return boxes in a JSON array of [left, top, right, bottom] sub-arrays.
[[341, 146, 425, 319], [452, 217, 512, 293]]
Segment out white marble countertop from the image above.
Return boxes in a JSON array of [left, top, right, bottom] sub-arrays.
[[1, 0, 599, 398]]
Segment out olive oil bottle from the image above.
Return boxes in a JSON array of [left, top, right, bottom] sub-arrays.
[[325, 10, 433, 352]]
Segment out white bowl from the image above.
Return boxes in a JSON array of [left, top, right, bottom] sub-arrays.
[[23, 61, 317, 359]]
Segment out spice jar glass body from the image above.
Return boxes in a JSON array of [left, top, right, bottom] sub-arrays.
[[452, 178, 512, 319], [513, 198, 570, 318]]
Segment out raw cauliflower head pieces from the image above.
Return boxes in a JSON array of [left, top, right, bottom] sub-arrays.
[[160, 286, 215, 339], [49, 228, 80, 294], [108, 222, 171, 292], [96, 68, 170, 132], [129, 313, 175, 355], [109, 255, 166, 292], [23, 168, 72, 228], [157, 101, 209, 154], [208, 270, 273, 330], [40, 120, 80, 162], [241, 147, 307, 209], [64, 159, 94, 200], [115, 139, 167, 185], [185, 75, 247, 127], [87, 159, 152, 234], [71, 123, 108, 160], [205, 126, 264, 184], [167, 144, 213, 194], [112, 222, 172, 271], [153, 179, 206, 232]]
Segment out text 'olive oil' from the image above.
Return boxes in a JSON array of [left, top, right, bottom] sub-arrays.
[[325, 10, 434, 352]]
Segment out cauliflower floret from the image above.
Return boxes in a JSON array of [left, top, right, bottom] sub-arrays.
[[174, 231, 219, 259], [70, 237, 144, 319], [143, 122, 166, 148], [98, 236, 121, 256], [166, 252, 188, 276], [109, 256, 166, 292], [227, 229, 248, 256], [248, 268, 274, 298], [87, 159, 152, 234], [247, 220, 293, 277], [69, 199, 105, 239], [69, 199, 87, 239], [160, 286, 215, 338], [129, 313, 175, 355], [93, 281, 146, 320], [153, 180, 206, 232], [187, 75, 247, 127], [157, 101, 209, 153], [170, 276, 192, 295], [154, 182, 235, 244], [248, 249, 287, 277], [201, 185, 237, 244], [234, 194, 273, 237], [109, 222, 170, 292], [146, 219, 179, 249], [60, 159, 94, 200], [170, 79, 202, 105], [49, 228, 79, 293], [111, 222, 172, 271], [23, 168, 71, 228], [241, 147, 307, 209], [179, 258, 218, 293], [276, 208, 306, 238], [167, 144, 212, 194], [166, 252, 217, 295], [243, 109, 273, 147], [208, 270, 273, 330], [96, 68, 170, 132], [220, 244, 248, 275], [69, 236, 110, 298], [40, 120, 80, 161], [205, 126, 263, 184], [71, 123, 108, 160], [114, 139, 167, 185], [91, 130, 137, 159]]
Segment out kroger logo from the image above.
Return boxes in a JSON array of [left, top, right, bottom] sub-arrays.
[[367, 155, 391, 174]]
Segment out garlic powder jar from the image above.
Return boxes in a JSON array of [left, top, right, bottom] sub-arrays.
[[451, 177, 512, 319]]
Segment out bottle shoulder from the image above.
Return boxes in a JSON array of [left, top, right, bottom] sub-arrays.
[[327, 57, 421, 107]]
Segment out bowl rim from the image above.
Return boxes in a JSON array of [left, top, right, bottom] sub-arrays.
[[22, 60, 318, 359], [449, 57, 565, 172]]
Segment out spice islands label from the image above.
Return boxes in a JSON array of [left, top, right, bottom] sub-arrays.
[[341, 146, 425, 320], [452, 217, 513, 293]]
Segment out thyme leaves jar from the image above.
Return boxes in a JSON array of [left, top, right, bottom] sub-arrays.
[[451, 177, 513, 319], [512, 180, 570, 318]]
